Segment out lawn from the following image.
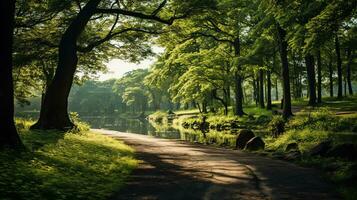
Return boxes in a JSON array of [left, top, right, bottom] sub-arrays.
[[0, 120, 138, 200]]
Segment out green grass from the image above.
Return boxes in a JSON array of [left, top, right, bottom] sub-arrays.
[[0, 120, 138, 200], [147, 111, 169, 123]]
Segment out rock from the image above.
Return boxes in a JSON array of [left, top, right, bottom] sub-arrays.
[[284, 150, 301, 161], [235, 129, 255, 149], [326, 143, 357, 161], [308, 140, 332, 157], [285, 142, 299, 152], [245, 136, 265, 151]]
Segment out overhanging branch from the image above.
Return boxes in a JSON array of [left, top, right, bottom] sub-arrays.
[[77, 28, 164, 53]]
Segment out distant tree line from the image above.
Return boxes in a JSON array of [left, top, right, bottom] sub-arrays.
[[0, 0, 356, 149]]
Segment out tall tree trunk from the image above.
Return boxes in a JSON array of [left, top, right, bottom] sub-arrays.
[[335, 34, 343, 99], [267, 70, 272, 110], [317, 50, 322, 103], [305, 54, 316, 106], [275, 77, 279, 101], [202, 100, 208, 113], [259, 69, 265, 108], [254, 76, 259, 106], [346, 48, 353, 95], [344, 76, 347, 97], [0, 0, 24, 149], [276, 24, 293, 118], [233, 37, 245, 116], [328, 59, 334, 97], [32, 0, 102, 130], [226, 86, 231, 106]]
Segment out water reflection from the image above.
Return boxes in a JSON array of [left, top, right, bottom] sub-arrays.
[[82, 116, 238, 148], [82, 116, 182, 139]]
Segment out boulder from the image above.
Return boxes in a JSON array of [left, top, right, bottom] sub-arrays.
[[326, 143, 357, 161], [245, 136, 265, 151], [308, 140, 332, 157], [235, 129, 255, 149], [285, 142, 299, 152], [284, 150, 301, 161]]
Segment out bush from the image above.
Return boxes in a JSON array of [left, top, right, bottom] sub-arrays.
[[69, 112, 90, 133], [268, 115, 286, 137], [287, 108, 356, 132], [148, 111, 168, 123]]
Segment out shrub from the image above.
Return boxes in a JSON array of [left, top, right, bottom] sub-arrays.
[[69, 112, 90, 133], [148, 111, 168, 123], [268, 115, 286, 137]]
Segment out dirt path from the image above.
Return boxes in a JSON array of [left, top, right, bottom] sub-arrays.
[[94, 129, 341, 200]]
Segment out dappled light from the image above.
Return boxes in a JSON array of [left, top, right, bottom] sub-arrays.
[[1, 0, 356, 199]]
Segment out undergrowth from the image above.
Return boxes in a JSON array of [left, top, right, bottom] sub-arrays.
[[0, 120, 138, 200]]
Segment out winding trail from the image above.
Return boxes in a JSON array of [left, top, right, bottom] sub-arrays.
[[94, 129, 341, 200]]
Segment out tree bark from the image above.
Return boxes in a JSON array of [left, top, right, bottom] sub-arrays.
[[259, 69, 265, 108], [276, 24, 293, 118], [275, 77, 279, 101], [328, 59, 334, 97], [317, 50, 322, 103], [233, 37, 245, 116], [0, 0, 24, 149], [305, 54, 316, 106], [266, 70, 272, 110], [346, 48, 353, 95], [32, 0, 102, 130], [254, 76, 259, 106], [335, 34, 343, 99]]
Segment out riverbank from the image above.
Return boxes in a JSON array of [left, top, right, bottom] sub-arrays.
[[147, 97, 357, 199], [98, 129, 340, 200], [0, 119, 137, 200]]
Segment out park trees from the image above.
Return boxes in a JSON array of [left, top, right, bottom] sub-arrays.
[[31, 0, 212, 130], [0, 0, 24, 149]]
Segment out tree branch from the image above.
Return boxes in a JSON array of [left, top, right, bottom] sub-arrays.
[[77, 28, 164, 53], [95, 8, 189, 25], [192, 32, 233, 44]]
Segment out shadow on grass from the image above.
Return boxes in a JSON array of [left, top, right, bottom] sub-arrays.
[[0, 130, 137, 200]]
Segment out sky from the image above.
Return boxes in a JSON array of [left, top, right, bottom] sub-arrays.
[[97, 46, 164, 81]]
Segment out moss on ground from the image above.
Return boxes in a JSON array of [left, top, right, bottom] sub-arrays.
[[0, 120, 138, 200]]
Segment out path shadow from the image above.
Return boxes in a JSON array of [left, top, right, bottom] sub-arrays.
[[108, 149, 266, 200]]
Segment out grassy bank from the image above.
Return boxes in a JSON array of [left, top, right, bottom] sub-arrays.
[[156, 97, 357, 199], [0, 119, 138, 200]]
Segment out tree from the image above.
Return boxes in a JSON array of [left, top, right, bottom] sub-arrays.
[[276, 24, 293, 118], [33, 0, 208, 130], [0, 0, 24, 149]]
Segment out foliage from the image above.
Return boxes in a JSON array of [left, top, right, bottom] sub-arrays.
[[0, 122, 137, 200], [148, 111, 168, 123], [265, 129, 330, 153], [268, 115, 286, 137], [287, 108, 356, 132]]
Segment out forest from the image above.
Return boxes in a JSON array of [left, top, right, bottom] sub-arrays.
[[1, 0, 357, 200]]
